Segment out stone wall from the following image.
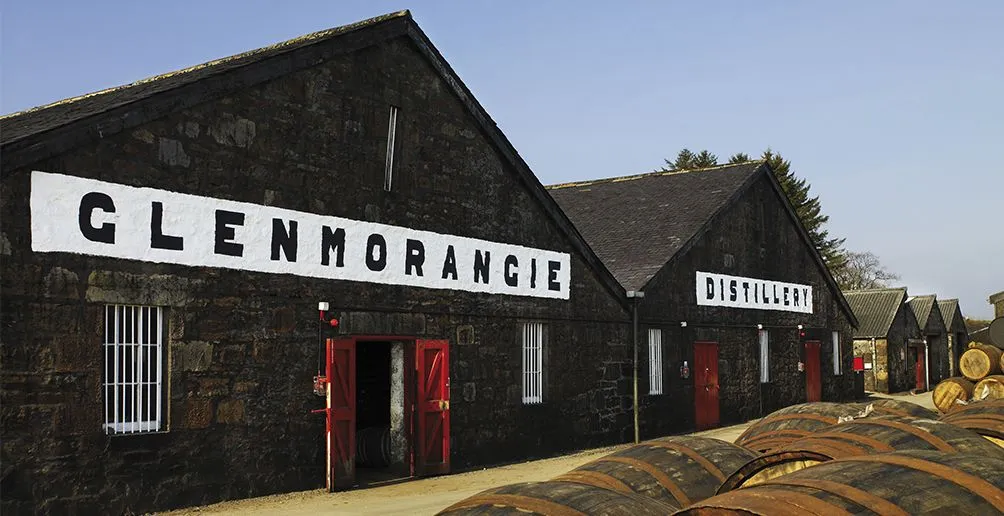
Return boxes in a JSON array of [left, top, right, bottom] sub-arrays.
[[636, 172, 855, 435], [0, 35, 628, 514]]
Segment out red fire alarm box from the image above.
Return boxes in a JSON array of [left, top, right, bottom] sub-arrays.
[[853, 357, 865, 372]]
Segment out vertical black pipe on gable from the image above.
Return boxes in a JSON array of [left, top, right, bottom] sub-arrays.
[[627, 290, 645, 444]]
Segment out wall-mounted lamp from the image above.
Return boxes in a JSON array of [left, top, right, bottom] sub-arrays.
[[757, 324, 763, 330], [680, 321, 688, 328], [797, 324, 804, 330], [318, 301, 330, 311], [626, 290, 645, 299]]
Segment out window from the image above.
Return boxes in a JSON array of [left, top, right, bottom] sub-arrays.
[[648, 329, 663, 395], [759, 329, 770, 383], [384, 105, 399, 191], [832, 331, 842, 375], [104, 305, 165, 434], [522, 323, 545, 404]]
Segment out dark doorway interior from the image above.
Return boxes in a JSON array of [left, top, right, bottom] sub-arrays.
[[355, 341, 408, 486]]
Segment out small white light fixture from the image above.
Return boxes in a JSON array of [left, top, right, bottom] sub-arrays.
[[626, 290, 645, 299], [318, 301, 329, 311], [680, 321, 688, 328], [757, 324, 763, 330], [797, 324, 803, 330]]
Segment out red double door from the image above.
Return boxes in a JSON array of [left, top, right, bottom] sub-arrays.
[[804, 340, 821, 402], [694, 341, 720, 431], [325, 338, 450, 491]]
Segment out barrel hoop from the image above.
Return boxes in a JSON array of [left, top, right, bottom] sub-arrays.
[[762, 413, 839, 425], [850, 455, 1004, 511], [943, 414, 1004, 426], [643, 440, 727, 481], [742, 430, 815, 446], [845, 419, 956, 452], [765, 477, 910, 516], [717, 450, 833, 494], [706, 487, 853, 516], [789, 441, 868, 459], [810, 431, 896, 452], [443, 494, 588, 516], [553, 470, 634, 494], [948, 421, 1004, 440], [595, 455, 691, 507], [742, 433, 813, 452]]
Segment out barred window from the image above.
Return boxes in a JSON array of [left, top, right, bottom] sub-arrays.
[[104, 305, 165, 434], [759, 330, 770, 383], [832, 331, 842, 375], [522, 323, 544, 405], [648, 329, 663, 395]]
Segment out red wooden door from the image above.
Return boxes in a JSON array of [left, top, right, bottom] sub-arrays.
[[693, 342, 719, 431], [915, 346, 926, 391], [804, 341, 821, 402], [327, 339, 356, 491], [416, 339, 450, 476]]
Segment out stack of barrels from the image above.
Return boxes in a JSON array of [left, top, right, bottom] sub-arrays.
[[436, 398, 1004, 515], [933, 333, 1004, 414]]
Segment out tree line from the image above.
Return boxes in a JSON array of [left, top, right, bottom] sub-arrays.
[[659, 148, 899, 291]]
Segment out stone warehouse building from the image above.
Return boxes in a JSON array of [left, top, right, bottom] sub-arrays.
[[0, 12, 641, 514], [907, 294, 949, 388], [547, 163, 859, 436], [937, 298, 970, 376], [844, 288, 925, 393]]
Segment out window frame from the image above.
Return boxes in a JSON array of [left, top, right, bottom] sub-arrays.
[[103, 304, 167, 435], [648, 328, 664, 395], [759, 329, 770, 383], [521, 322, 545, 405], [832, 330, 842, 375]]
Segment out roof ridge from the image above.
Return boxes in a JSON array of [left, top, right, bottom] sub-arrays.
[[1, 10, 411, 121], [844, 287, 907, 294], [545, 160, 765, 190]]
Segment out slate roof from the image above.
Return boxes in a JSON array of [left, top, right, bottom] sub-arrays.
[[843, 288, 908, 338], [0, 10, 630, 308], [547, 163, 859, 327], [938, 298, 962, 330], [1, 11, 411, 145], [907, 295, 937, 330], [546, 163, 763, 291]]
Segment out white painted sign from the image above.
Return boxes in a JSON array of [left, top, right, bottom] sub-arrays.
[[30, 171, 571, 299], [695, 271, 813, 314]]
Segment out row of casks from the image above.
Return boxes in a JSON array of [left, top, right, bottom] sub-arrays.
[[436, 399, 1004, 515], [933, 341, 1004, 413]]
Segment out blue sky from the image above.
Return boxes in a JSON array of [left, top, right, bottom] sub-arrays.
[[4, 1, 1002, 319]]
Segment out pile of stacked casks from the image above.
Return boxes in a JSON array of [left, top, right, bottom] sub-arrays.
[[933, 317, 1004, 417], [436, 398, 1004, 515]]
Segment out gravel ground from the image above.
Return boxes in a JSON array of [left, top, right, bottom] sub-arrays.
[[159, 391, 936, 515]]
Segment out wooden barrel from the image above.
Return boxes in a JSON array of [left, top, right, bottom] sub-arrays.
[[550, 436, 759, 510], [679, 450, 1004, 515], [734, 402, 864, 453], [357, 426, 391, 467], [718, 414, 1004, 492], [974, 375, 1004, 401], [940, 398, 1004, 447], [435, 480, 677, 515], [857, 398, 937, 419], [960, 343, 1002, 381], [932, 377, 975, 413]]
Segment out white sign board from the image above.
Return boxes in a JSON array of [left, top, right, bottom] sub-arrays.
[[30, 171, 571, 299], [695, 271, 813, 314]]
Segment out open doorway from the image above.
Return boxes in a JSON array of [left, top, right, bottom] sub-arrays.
[[355, 341, 408, 486]]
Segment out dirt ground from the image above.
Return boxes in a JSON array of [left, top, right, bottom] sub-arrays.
[[160, 392, 936, 516]]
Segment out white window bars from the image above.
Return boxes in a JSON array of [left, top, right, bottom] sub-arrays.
[[832, 331, 842, 375], [648, 329, 663, 395], [759, 329, 770, 383], [103, 305, 164, 434], [522, 323, 544, 404]]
